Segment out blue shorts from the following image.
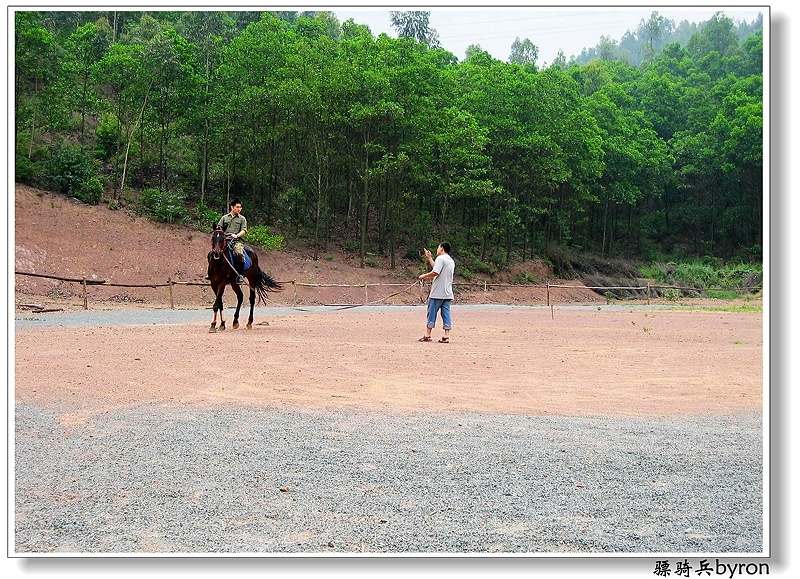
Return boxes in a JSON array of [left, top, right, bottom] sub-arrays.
[[427, 298, 453, 330]]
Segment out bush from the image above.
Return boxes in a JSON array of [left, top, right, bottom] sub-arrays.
[[15, 154, 36, 184], [138, 188, 186, 223], [192, 202, 222, 232], [95, 113, 120, 161], [472, 258, 497, 276], [640, 259, 762, 290], [37, 142, 99, 203], [75, 175, 103, 205], [662, 288, 681, 301], [513, 271, 540, 284], [245, 225, 284, 251], [459, 267, 474, 281]]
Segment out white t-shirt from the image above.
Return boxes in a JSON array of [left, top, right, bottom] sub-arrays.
[[429, 253, 455, 300]]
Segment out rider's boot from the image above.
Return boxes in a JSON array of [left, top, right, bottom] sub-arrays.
[[235, 255, 245, 285]]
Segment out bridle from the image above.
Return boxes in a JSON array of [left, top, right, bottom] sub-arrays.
[[210, 227, 227, 260]]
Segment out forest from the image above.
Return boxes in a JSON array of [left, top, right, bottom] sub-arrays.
[[15, 10, 763, 272]]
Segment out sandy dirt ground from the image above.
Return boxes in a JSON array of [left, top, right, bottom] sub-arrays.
[[15, 307, 762, 424]]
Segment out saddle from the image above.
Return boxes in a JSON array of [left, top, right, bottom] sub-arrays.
[[225, 245, 252, 272]]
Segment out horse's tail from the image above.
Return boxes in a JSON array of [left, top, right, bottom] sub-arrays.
[[251, 266, 282, 305]]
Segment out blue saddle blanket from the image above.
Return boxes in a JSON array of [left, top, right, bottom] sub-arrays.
[[226, 246, 252, 272]]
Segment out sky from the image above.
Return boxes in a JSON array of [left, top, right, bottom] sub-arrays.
[[333, 7, 764, 64]]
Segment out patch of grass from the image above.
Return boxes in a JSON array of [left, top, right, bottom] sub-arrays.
[[706, 289, 740, 300], [664, 303, 762, 313], [703, 303, 762, 313], [639, 259, 762, 290]]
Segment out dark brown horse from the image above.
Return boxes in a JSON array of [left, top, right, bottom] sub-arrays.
[[207, 226, 281, 332]]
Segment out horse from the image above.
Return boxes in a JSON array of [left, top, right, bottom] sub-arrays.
[[207, 226, 281, 332]]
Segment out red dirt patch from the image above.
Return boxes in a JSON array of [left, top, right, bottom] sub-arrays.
[[15, 308, 762, 419], [14, 184, 601, 308]]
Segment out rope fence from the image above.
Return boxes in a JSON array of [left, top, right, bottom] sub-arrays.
[[14, 270, 761, 311]]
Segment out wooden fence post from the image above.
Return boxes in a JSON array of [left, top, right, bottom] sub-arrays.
[[484, 280, 488, 293], [546, 283, 550, 307], [292, 280, 297, 305], [82, 279, 88, 310], [364, 282, 368, 305], [168, 277, 174, 309], [646, 282, 651, 306]]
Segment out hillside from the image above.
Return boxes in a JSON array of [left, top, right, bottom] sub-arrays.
[[14, 185, 598, 309]]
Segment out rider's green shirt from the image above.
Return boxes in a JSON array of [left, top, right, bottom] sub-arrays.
[[218, 212, 247, 236]]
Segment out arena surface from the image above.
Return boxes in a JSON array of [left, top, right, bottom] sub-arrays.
[[13, 305, 764, 554]]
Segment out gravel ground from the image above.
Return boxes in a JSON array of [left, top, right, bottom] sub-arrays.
[[14, 303, 697, 330], [14, 404, 762, 554]]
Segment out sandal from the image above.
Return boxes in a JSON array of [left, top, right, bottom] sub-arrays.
[[438, 337, 450, 343], [418, 336, 432, 342]]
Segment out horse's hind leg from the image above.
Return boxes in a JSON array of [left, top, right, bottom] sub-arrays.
[[247, 288, 256, 329], [232, 284, 244, 329]]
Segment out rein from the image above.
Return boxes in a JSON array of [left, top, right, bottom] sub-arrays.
[[329, 280, 423, 312]]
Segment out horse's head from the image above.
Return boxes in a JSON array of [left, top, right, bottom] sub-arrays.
[[210, 225, 226, 259]]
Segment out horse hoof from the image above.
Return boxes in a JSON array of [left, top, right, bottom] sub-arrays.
[[232, 321, 239, 329], [209, 327, 217, 333], [219, 324, 226, 331], [246, 324, 252, 330]]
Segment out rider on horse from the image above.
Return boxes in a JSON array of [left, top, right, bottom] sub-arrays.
[[218, 198, 248, 284]]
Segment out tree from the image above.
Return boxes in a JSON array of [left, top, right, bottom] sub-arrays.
[[390, 11, 440, 48], [509, 37, 539, 69], [15, 12, 58, 157]]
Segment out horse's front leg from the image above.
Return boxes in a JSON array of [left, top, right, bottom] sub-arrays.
[[232, 284, 244, 329], [209, 285, 223, 333], [218, 287, 226, 331], [247, 287, 256, 329]]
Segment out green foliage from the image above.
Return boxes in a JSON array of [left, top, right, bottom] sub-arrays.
[[76, 175, 104, 205], [513, 271, 540, 284], [640, 259, 762, 289], [138, 187, 186, 222], [14, 10, 762, 269], [191, 202, 222, 231], [36, 142, 101, 204], [15, 154, 37, 184], [662, 288, 681, 301], [94, 112, 119, 160], [705, 289, 739, 300], [245, 225, 285, 251]]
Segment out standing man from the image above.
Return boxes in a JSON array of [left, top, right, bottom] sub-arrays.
[[418, 242, 455, 343], [217, 198, 248, 284]]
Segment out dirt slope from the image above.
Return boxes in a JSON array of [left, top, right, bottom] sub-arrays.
[[14, 184, 600, 308]]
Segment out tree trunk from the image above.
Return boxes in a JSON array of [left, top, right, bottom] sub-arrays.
[[79, 69, 89, 145], [313, 142, 323, 260], [28, 77, 39, 159], [360, 129, 369, 268], [602, 197, 609, 256], [119, 83, 152, 201], [200, 53, 210, 204]]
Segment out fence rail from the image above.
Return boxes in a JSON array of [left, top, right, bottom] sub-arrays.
[[14, 269, 761, 311]]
